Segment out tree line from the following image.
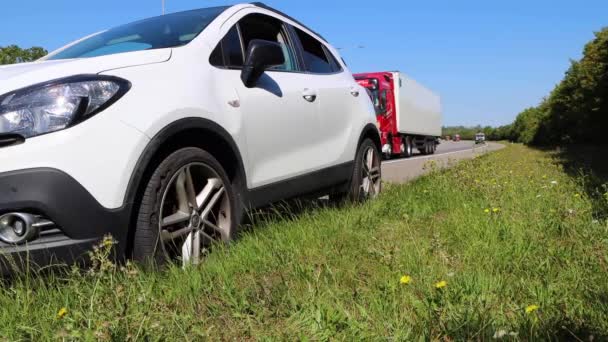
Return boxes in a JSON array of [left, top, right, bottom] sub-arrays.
[[445, 27, 607, 145], [442, 125, 512, 141], [0, 45, 47, 65]]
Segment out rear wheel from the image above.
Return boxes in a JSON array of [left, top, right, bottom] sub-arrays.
[[132, 147, 238, 267], [419, 141, 428, 155], [428, 140, 436, 154], [346, 139, 382, 201]]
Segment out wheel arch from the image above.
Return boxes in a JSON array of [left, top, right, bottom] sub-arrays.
[[123, 117, 247, 256], [357, 123, 382, 153]]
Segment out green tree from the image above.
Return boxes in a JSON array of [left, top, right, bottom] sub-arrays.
[[507, 27, 608, 146], [0, 45, 47, 65]]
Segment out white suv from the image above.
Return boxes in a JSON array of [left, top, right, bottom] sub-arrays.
[[0, 3, 381, 268]]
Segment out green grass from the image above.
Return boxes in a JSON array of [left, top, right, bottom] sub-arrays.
[[1, 144, 608, 340]]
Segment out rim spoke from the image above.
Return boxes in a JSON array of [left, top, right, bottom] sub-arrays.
[[161, 211, 190, 228], [201, 187, 225, 219], [185, 166, 197, 208], [369, 176, 377, 196], [182, 231, 201, 266], [175, 169, 190, 213], [361, 177, 370, 194], [203, 219, 227, 240], [366, 149, 374, 170], [161, 225, 193, 242], [196, 178, 222, 210]]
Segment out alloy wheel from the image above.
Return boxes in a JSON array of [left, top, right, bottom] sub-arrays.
[[360, 146, 381, 199], [158, 162, 231, 266]]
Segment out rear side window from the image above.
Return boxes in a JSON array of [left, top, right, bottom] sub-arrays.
[[209, 25, 244, 68], [324, 46, 343, 73], [293, 27, 333, 74]]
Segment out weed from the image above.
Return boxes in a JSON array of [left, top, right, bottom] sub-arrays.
[[0, 144, 606, 340]]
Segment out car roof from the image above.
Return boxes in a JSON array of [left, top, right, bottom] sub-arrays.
[[248, 2, 328, 43]]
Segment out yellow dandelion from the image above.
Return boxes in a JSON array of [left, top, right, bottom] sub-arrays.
[[492, 208, 500, 213], [484, 208, 490, 213], [102, 236, 114, 248], [435, 280, 447, 289], [525, 304, 539, 314], [400, 275, 412, 285], [57, 307, 68, 319], [574, 193, 580, 198]]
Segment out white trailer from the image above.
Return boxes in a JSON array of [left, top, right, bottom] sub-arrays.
[[393, 72, 442, 137]]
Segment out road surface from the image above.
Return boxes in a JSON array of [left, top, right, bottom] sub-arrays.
[[382, 141, 504, 184]]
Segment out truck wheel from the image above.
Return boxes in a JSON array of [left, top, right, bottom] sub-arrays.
[[132, 147, 239, 268], [402, 136, 413, 158], [343, 139, 382, 202], [419, 142, 428, 155]]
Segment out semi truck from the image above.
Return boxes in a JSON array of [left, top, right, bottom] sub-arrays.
[[354, 71, 442, 159]]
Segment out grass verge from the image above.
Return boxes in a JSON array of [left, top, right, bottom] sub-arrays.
[[1, 144, 607, 340]]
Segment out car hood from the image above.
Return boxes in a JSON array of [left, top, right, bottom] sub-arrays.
[[0, 49, 172, 95]]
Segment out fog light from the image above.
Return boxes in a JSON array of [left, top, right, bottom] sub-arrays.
[[0, 213, 39, 244]]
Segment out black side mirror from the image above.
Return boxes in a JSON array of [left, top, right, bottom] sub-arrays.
[[241, 39, 285, 88]]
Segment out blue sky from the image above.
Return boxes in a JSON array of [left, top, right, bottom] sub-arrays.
[[2, 0, 607, 126]]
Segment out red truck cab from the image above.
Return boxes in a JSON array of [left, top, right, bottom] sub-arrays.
[[355, 72, 400, 156]]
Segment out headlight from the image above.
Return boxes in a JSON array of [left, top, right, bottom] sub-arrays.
[[0, 75, 130, 139]]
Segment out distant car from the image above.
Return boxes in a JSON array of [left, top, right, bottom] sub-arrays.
[[0, 3, 381, 270], [454, 134, 461, 142], [475, 133, 486, 144]]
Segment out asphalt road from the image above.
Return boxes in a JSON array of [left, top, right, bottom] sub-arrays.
[[382, 141, 504, 184]]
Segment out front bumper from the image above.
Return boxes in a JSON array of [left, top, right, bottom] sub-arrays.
[[0, 168, 130, 273]]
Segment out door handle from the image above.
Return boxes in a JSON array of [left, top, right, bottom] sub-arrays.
[[302, 89, 317, 102], [350, 87, 360, 97]]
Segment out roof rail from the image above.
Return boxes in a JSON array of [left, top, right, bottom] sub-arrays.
[[250, 2, 328, 43]]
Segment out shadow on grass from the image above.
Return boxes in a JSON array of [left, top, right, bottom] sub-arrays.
[[240, 196, 339, 234], [541, 144, 608, 220]]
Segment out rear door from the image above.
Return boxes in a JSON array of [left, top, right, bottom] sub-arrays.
[[290, 26, 360, 166]]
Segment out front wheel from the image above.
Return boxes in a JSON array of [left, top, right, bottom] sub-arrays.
[[344, 139, 382, 202], [132, 147, 239, 267]]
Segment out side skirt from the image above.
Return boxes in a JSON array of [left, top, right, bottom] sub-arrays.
[[246, 161, 354, 208]]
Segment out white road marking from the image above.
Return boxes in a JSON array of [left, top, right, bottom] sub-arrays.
[[383, 145, 487, 165]]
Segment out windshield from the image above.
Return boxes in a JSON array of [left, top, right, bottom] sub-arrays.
[[368, 88, 380, 112], [46, 6, 228, 60]]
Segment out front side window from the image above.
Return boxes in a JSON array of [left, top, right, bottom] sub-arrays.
[[209, 25, 244, 68], [238, 14, 297, 71], [47, 7, 228, 60], [379, 90, 388, 112], [293, 27, 333, 74]]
